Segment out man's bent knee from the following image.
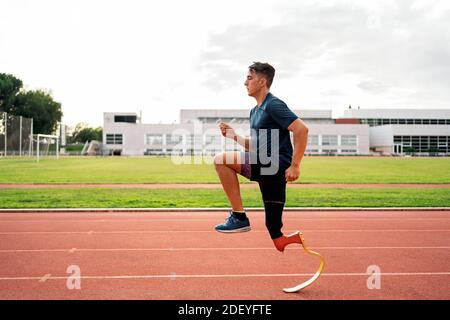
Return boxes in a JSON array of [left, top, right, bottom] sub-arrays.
[[214, 153, 225, 166]]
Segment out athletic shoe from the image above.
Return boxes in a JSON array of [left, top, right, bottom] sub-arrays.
[[215, 212, 251, 233]]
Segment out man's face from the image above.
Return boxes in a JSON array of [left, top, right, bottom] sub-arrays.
[[244, 70, 266, 97]]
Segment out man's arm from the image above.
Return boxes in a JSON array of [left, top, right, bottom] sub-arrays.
[[233, 134, 251, 151], [219, 122, 252, 151], [285, 118, 309, 181]]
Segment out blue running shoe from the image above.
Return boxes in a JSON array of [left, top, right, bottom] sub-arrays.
[[215, 212, 251, 233]]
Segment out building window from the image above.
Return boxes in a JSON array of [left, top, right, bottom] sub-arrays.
[[308, 135, 318, 145], [145, 148, 163, 155], [322, 135, 338, 146], [186, 135, 203, 146], [205, 135, 222, 145], [341, 135, 357, 146], [114, 115, 137, 123], [165, 134, 183, 145], [146, 134, 163, 145], [106, 134, 123, 145], [341, 149, 357, 153]]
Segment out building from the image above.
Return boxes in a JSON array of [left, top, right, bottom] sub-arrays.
[[103, 108, 450, 156], [103, 109, 371, 156], [342, 109, 450, 155]]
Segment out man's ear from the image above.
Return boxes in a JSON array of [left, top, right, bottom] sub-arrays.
[[258, 76, 267, 87]]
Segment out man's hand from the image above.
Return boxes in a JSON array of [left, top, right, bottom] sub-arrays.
[[219, 122, 236, 140], [285, 165, 301, 182]]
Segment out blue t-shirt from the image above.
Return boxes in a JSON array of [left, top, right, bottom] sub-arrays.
[[249, 92, 298, 181]]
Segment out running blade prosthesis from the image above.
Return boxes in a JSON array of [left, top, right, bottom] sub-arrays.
[[281, 231, 326, 293]]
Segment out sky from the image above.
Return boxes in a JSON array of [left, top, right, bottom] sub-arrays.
[[0, 0, 449, 128]]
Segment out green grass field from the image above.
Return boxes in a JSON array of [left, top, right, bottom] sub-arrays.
[[0, 156, 449, 208], [0, 188, 448, 208], [1, 156, 450, 184]]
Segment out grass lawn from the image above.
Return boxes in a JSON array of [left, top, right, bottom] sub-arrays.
[[0, 156, 449, 184], [0, 188, 448, 208]]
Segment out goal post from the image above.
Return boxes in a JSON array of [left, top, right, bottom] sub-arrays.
[[35, 134, 59, 162]]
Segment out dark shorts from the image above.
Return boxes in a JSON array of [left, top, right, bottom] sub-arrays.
[[239, 152, 252, 180], [239, 151, 287, 182]]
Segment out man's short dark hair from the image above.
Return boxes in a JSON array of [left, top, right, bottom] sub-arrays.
[[249, 62, 275, 88]]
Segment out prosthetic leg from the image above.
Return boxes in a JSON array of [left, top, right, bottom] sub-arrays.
[[258, 180, 325, 292], [274, 231, 326, 293]]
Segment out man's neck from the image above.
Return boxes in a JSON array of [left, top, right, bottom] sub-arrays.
[[254, 88, 270, 107]]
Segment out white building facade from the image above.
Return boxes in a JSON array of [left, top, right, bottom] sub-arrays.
[[103, 109, 371, 156], [342, 109, 450, 155]]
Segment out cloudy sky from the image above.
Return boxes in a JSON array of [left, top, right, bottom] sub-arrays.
[[1, 0, 449, 127]]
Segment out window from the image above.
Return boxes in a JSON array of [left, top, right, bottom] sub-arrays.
[[114, 115, 136, 123], [166, 134, 183, 145], [341, 149, 357, 153], [106, 134, 123, 145], [341, 135, 357, 146], [308, 135, 318, 145], [322, 135, 338, 146], [145, 148, 163, 155], [146, 134, 163, 145], [205, 135, 222, 145], [186, 135, 203, 146]]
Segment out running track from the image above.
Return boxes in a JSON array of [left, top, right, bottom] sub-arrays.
[[0, 210, 449, 300]]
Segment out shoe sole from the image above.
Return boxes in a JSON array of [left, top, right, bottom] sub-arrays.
[[215, 226, 251, 233]]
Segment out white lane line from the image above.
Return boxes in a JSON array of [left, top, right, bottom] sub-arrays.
[[38, 274, 51, 282], [0, 246, 449, 253], [1, 229, 449, 235], [0, 218, 449, 223], [1, 272, 450, 281]]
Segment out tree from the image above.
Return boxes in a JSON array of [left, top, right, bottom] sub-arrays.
[[0, 73, 62, 135], [71, 123, 102, 143], [0, 73, 23, 112], [14, 90, 63, 134]]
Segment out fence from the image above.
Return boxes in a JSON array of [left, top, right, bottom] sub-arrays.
[[0, 112, 33, 156]]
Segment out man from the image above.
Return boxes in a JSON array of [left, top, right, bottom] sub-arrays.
[[213, 62, 310, 252]]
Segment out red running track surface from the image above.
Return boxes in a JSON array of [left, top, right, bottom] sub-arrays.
[[0, 210, 449, 300]]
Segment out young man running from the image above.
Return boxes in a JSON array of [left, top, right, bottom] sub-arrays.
[[214, 62, 310, 252]]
